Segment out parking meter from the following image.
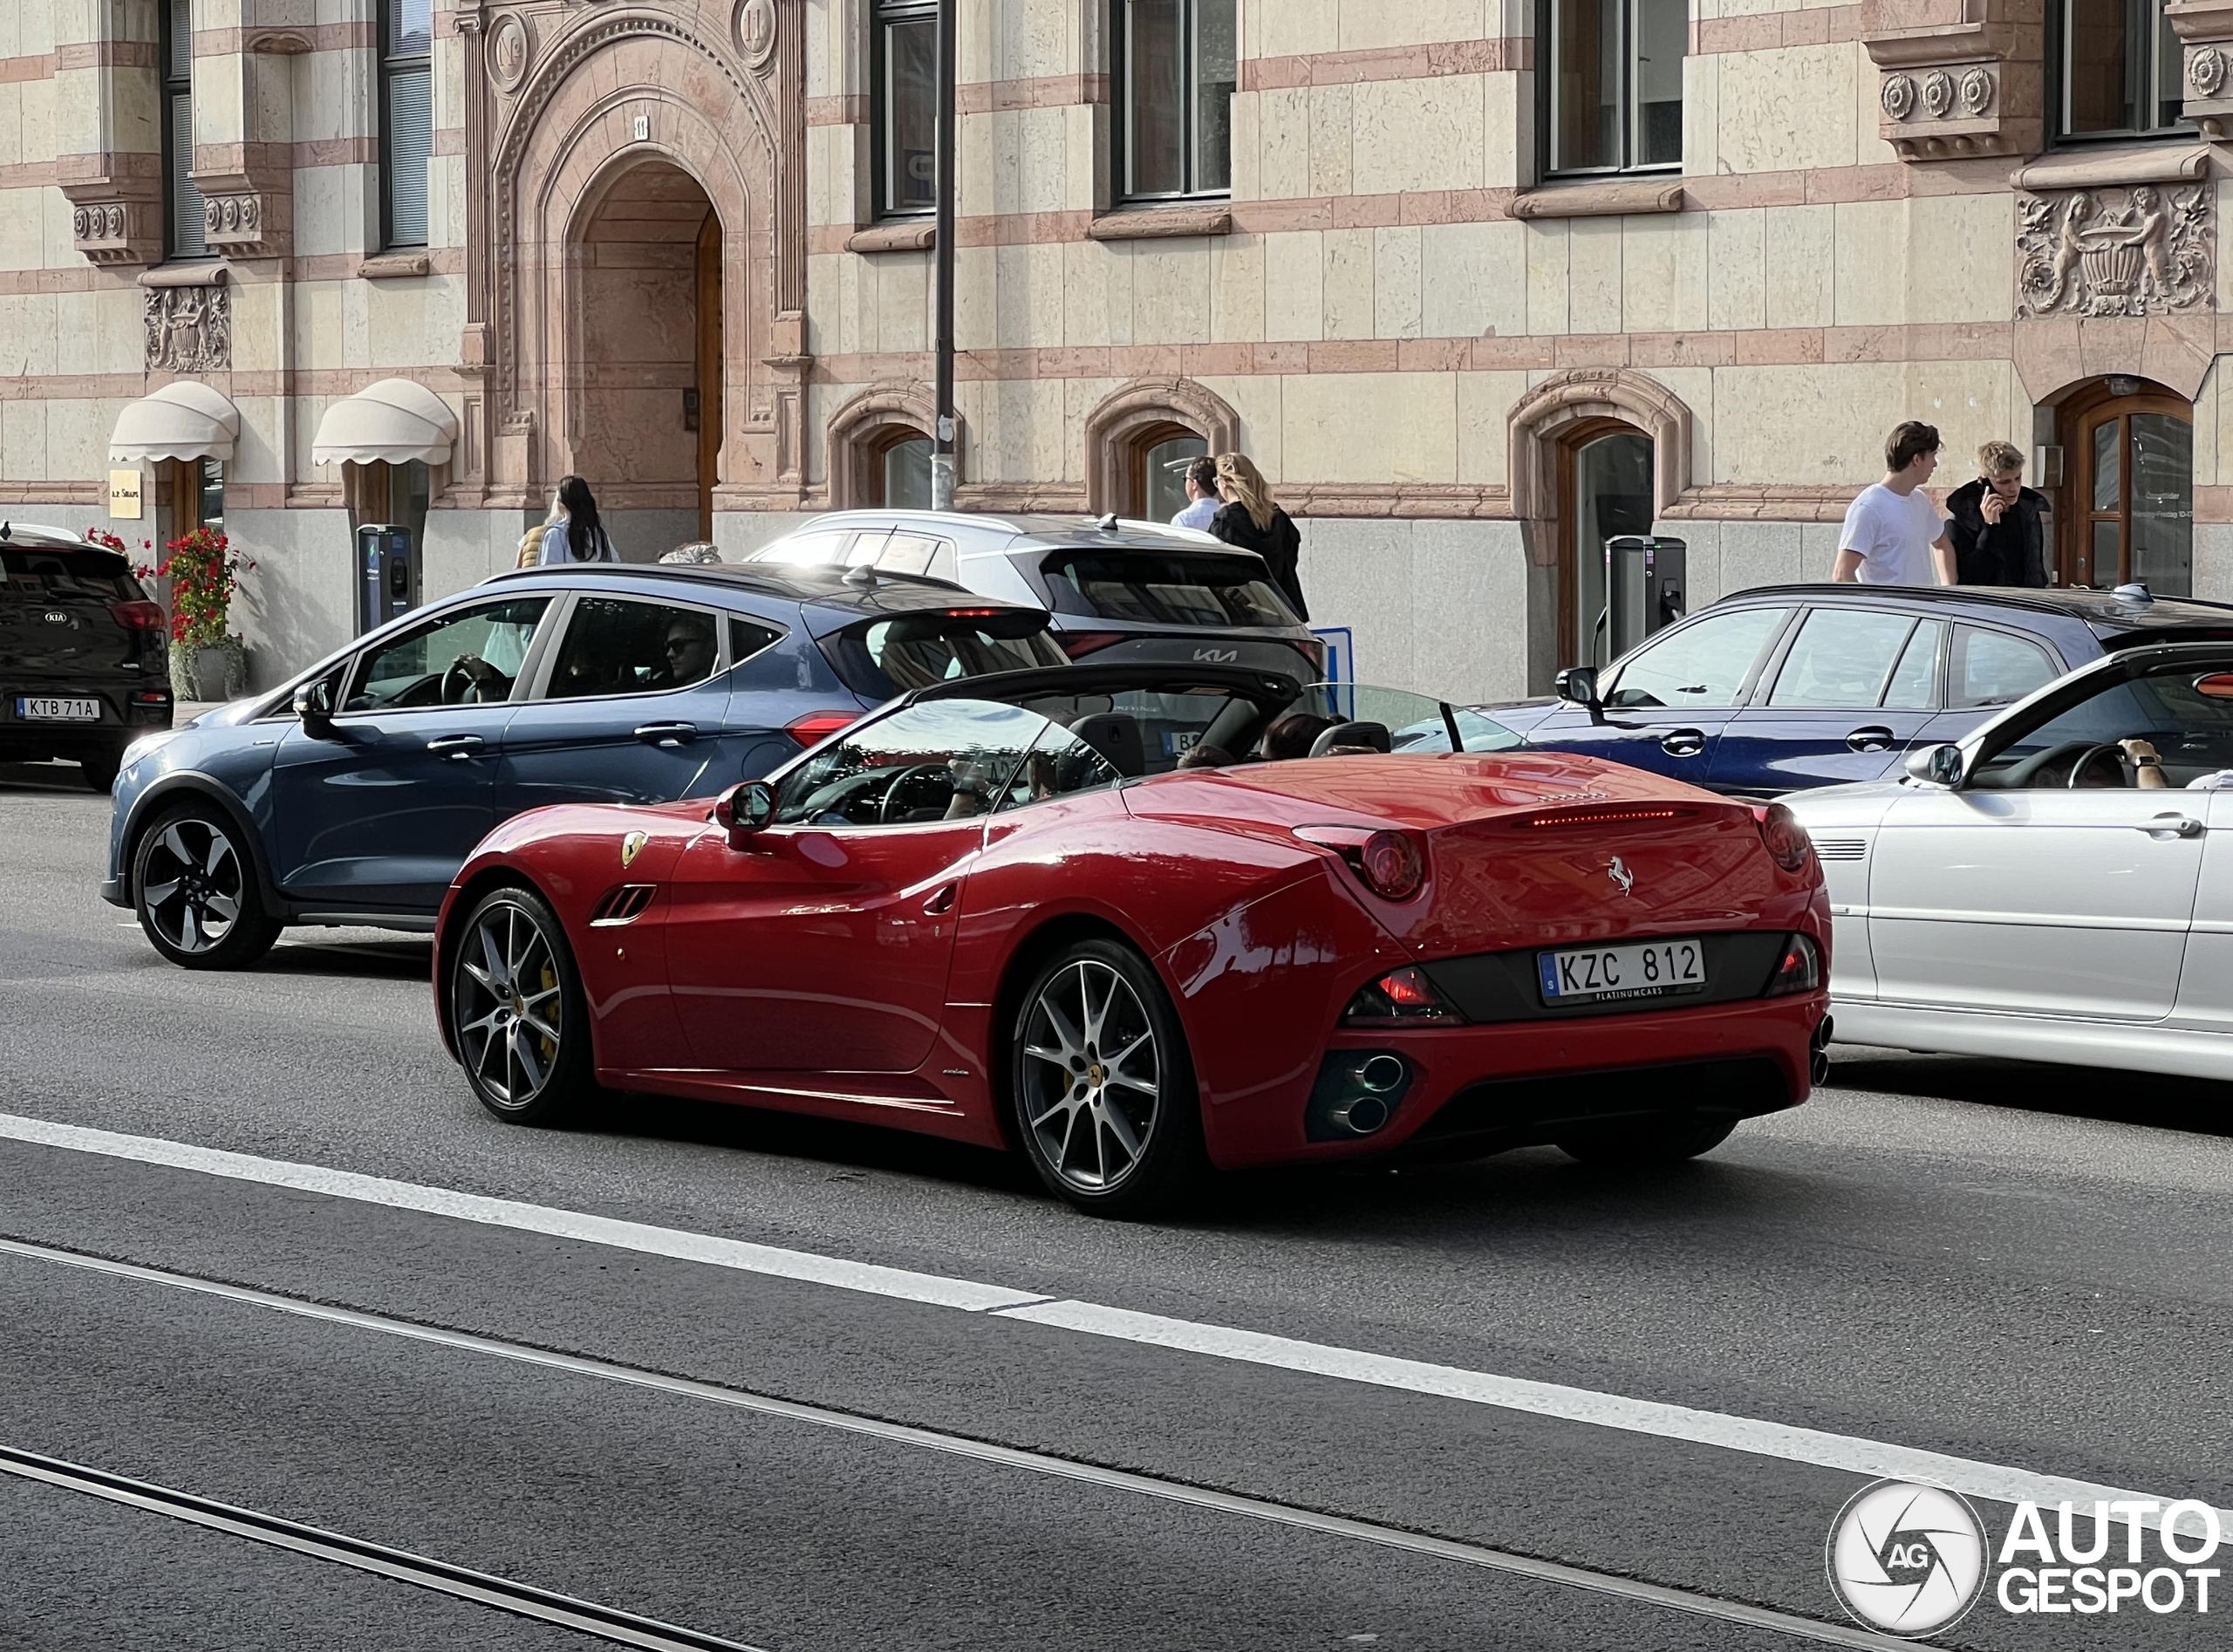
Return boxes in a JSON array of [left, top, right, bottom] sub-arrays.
[[1605, 536, 1687, 659], [356, 522, 415, 634]]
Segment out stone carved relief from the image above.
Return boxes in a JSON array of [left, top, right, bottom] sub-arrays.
[[66, 191, 159, 266], [143, 285, 232, 372], [2016, 187, 2215, 319], [1921, 69, 1955, 117], [735, 0, 776, 71], [2195, 44, 2229, 95], [1959, 66, 1994, 115], [1872, 60, 2004, 157], [1881, 73, 1915, 119], [489, 12, 529, 92]]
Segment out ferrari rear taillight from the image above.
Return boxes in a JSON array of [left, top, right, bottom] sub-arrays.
[[1058, 631, 1126, 659], [1765, 933, 1821, 996], [1294, 823, 1427, 901], [785, 710, 857, 747], [110, 600, 166, 631], [1342, 966, 1458, 1025], [1752, 802, 1814, 872]]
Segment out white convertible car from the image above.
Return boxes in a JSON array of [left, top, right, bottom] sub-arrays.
[[1784, 640, 2233, 1080]]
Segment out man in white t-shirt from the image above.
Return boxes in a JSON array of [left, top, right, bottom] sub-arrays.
[[1834, 421, 1957, 585], [1170, 456, 1221, 531]]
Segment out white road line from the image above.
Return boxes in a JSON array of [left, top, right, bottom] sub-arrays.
[[2, 1110, 2223, 1536], [0, 1237, 1910, 1650]]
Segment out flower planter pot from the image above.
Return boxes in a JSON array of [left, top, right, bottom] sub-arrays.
[[169, 637, 248, 703]]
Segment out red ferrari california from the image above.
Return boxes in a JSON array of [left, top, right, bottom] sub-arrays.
[[434, 664, 1831, 1215]]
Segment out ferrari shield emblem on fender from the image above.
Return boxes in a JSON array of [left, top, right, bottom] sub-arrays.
[[1606, 856, 1635, 897], [621, 830, 648, 868]]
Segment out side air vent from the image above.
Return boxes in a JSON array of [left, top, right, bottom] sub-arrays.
[[1813, 838, 1868, 862], [589, 884, 657, 925]]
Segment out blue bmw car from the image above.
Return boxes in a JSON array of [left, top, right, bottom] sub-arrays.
[[1480, 585, 2233, 795], [102, 560, 1065, 968]]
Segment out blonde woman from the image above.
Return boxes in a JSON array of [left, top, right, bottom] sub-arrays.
[[1208, 453, 1307, 621]]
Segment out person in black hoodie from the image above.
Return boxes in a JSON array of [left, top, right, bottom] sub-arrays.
[[1944, 440, 2048, 587], [1208, 452, 1308, 621]]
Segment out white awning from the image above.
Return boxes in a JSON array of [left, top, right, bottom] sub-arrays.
[[311, 378, 459, 467], [108, 381, 242, 463]]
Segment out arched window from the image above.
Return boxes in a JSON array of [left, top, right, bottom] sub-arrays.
[[1084, 378, 1240, 520], [824, 386, 947, 509]]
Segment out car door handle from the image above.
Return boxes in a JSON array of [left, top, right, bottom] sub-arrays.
[[633, 722, 699, 749], [1846, 726, 1895, 753], [1660, 729, 1706, 757], [2137, 814, 2205, 838], [425, 734, 485, 761], [922, 883, 958, 916]]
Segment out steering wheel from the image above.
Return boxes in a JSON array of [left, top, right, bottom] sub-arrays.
[[878, 761, 961, 823], [2065, 742, 2129, 788], [440, 654, 508, 705]]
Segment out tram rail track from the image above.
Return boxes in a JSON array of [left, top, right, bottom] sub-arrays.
[[0, 1233, 1922, 1651]]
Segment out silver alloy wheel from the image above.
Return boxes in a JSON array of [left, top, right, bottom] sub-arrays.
[[139, 817, 247, 955], [1020, 959, 1160, 1191], [455, 900, 566, 1110]]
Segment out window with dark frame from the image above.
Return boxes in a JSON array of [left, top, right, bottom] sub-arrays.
[[1116, 0, 1236, 201], [161, 0, 205, 257], [2054, 0, 2187, 141], [1540, 0, 1685, 178], [873, 0, 938, 217], [382, 0, 434, 247]]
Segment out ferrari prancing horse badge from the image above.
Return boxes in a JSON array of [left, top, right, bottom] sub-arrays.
[[621, 830, 647, 868]]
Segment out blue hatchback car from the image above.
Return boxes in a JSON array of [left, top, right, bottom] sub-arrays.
[[1478, 585, 2233, 796], [102, 560, 1065, 968]]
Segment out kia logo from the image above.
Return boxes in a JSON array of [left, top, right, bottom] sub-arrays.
[[1192, 647, 1238, 664], [42, 611, 68, 625]]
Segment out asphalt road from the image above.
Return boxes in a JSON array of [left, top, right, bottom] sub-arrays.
[[3, 758, 2230, 1650]]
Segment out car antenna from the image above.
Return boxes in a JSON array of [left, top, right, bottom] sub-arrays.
[[843, 561, 878, 587], [1095, 512, 1118, 531]]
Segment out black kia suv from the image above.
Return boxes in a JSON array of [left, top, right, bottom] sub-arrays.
[[0, 522, 173, 789]]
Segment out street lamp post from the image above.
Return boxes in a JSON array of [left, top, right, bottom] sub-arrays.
[[929, 0, 958, 511]]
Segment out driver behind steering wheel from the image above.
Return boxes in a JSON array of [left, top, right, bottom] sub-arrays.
[[443, 653, 513, 704]]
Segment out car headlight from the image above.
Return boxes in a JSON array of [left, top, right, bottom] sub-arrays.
[[120, 729, 183, 770]]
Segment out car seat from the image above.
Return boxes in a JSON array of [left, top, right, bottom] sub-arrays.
[[1308, 720, 1393, 756], [1068, 711, 1147, 776]]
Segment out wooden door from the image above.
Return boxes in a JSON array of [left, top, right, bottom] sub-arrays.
[[695, 213, 724, 543], [2064, 389, 2192, 593]]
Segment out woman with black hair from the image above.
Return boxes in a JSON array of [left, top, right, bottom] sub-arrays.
[[536, 474, 619, 564]]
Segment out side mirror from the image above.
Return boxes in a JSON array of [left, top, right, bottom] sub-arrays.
[[292, 683, 337, 741], [713, 780, 775, 846], [1904, 743, 1964, 788], [1554, 665, 1605, 726]]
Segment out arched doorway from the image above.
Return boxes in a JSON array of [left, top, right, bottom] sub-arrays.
[[570, 160, 724, 547], [2057, 378, 2192, 594], [1559, 422, 1655, 668]]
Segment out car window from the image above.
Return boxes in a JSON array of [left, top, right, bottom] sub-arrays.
[[1765, 609, 1916, 708], [1606, 607, 1791, 710], [1, 546, 143, 601], [542, 597, 723, 700], [774, 699, 1051, 826], [346, 597, 551, 711], [1972, 665, 2233, 788], [1308, 682, 1523, 752], [875, 533, 957, 581], [817, 611, 1068, 700], [1011, 686, 1263, 772], [995, 718, 1127, 811], [727, 616, 783, 665], [749, 529, 850, 568], [1036, 550, 1298, 628], [1950, 626, 2057, 710], [1882, 619, 1943, 710]]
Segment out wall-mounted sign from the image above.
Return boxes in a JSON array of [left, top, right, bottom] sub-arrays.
[[107, 468, 143, 520]]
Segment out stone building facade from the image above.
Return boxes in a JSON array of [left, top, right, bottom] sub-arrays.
[[5, 0, 2232, 697]]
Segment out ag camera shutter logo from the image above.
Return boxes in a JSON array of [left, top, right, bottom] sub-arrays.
[[1827, 1480, 1989, 1636]]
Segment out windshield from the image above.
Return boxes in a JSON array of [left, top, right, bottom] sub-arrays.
[[1302, 683, 1523, 754], [817, 611, 1068, 700], [1, 546, 144, 603], [1035, 550, 1299, 629]]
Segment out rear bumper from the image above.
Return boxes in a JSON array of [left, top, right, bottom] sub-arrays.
[[99, 877, 126, 908], [1210, 992, 1826, 1168]]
